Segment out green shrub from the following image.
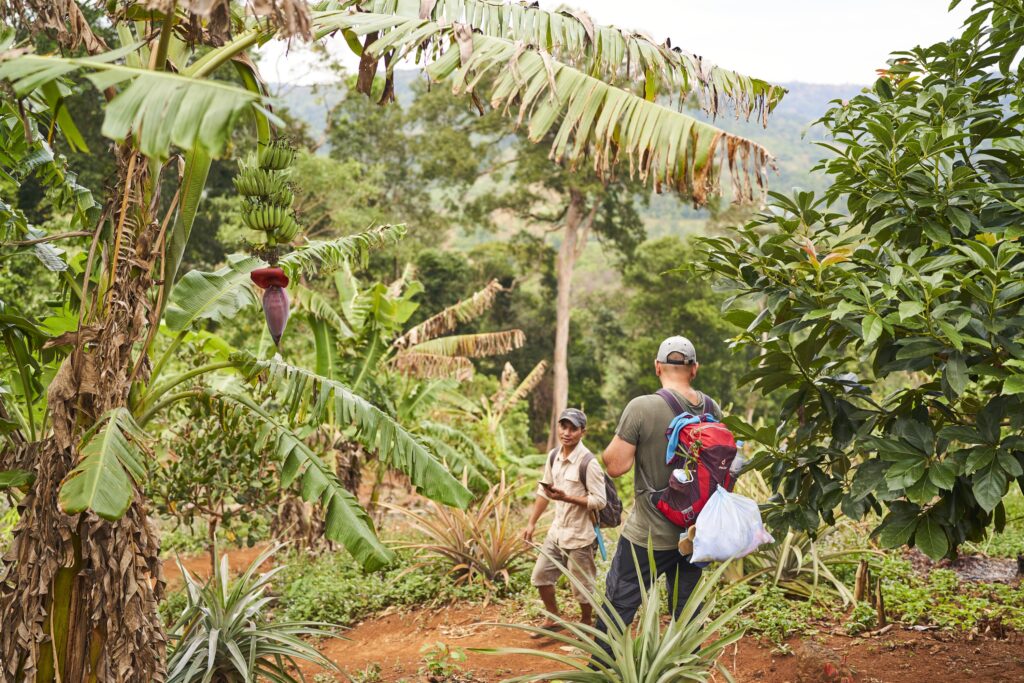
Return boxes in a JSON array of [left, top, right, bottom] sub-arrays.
[[158, 514, 273, 558], [844, 602, 877, 635], [274, 548, 527, 627], [720, 585, 828, 644]]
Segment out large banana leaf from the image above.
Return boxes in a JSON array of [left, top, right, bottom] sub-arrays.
[[208, 389, 394, 570], [0, 52, 275, 158], [163, 146, 212, 292], [390, 352, 474, 381], [309, 314, 341, 380], [418, 433, 490, 492], [283, 225, 406, 277], [406, 330, 525, 358], [234, 354, 473, 509], [164, 254, 261, 332], [58, 408, 147, 521], [433, 32, 772, 204], [318, 10, 774, 205], [293, 286, 355, 339], [421, 419, 497, 473], [164, 225, 406, 332], [392, 279, 504, 349], [352, 0, 785, 122]]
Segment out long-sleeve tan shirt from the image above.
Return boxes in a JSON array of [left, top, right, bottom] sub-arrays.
[[537, 441, 607, 550]]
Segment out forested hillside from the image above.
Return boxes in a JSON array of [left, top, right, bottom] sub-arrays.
[[277, 75, 863, 214]]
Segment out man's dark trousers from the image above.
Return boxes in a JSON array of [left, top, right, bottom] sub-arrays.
[[592, 537, 703, 662]]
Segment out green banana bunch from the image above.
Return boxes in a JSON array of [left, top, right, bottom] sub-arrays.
[[236, 140, 302, 249], [242, 204, 290, 233], [233, 167, 289, 197], [258, 140, 295, 171], [275, 215, 300, 242]]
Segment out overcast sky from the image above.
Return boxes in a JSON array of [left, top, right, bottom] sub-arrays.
[[257, 0, 970, 86]]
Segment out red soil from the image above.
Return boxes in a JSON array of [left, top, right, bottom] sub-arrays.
[[294, 603, 1024, 683]]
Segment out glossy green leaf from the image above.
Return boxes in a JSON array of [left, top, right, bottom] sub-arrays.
[[914, 515, 949, 560], [862, 314, 883, 345], [898, 301, 925, 321], [972, 463, 1008, 512], [1002, 375, 1024, 396]]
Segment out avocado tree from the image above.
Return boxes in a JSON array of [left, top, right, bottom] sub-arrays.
[[0, 0, 780, 680], [698, 0, 1024, 560]]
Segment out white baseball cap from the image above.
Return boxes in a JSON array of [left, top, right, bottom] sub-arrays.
[[656, 336, 697, 365]]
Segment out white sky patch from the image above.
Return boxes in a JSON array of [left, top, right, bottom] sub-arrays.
[[257, 0, 971, 86]]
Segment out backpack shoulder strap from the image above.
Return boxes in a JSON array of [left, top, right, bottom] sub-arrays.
[[578, 452, 595, 493], [656, 388, 686, 416]]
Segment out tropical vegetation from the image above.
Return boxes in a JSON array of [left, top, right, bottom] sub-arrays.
[[1, 0, 1022, 682]]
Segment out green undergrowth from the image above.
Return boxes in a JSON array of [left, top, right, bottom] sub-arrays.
[[157, 515, 272, 557], [718, 584, 830, 644], [716, 553, 1024, 645], [877, 556, 1024, 631], [272, 548, 533, 628]]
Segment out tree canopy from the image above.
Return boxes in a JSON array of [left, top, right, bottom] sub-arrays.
[[698, 0, 1024, 560]]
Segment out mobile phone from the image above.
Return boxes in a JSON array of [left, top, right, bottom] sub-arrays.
[[539, 481, 554, 490]]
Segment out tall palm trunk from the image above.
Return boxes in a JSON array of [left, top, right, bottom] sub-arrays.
[[0, 151, 166, 683], [547, 190, 598, 449]]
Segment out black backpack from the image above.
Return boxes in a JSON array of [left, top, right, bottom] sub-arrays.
[[547, 449, 623, 528]]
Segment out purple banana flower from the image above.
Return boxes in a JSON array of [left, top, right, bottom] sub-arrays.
[[262, 285, 290, 348]]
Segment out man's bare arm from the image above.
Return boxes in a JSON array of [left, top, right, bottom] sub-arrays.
[[603, 436, 637, 478], [523, 495, 549, 542]]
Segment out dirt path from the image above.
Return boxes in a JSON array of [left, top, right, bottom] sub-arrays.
[[161, 546, 1024, 682], [302, 604, 1024, 683]]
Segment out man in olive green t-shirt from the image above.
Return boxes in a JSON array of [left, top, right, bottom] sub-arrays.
[[594, 336, 722, 659]]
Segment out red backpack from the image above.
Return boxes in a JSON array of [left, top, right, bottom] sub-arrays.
[[651, 389, 738, 529]]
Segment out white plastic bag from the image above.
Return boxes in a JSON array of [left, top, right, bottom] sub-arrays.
[[690, 488, 774, 563]]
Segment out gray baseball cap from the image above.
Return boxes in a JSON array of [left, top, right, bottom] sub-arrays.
[[656, 336, 697, 365], [558, 408, 587, 428]]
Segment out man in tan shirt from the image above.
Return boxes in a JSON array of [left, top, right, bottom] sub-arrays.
[[523, 408, 607, 632]]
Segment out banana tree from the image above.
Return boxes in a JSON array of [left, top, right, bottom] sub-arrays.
[[297, 267, 521, 495], [0, 0, 781, 680]]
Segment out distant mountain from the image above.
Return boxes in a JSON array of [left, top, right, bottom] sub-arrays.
[[270, 76, 864, 231]]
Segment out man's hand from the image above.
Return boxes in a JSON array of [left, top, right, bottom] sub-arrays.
[[545, 486, 567, 501], [522, 523, 535, 543]]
